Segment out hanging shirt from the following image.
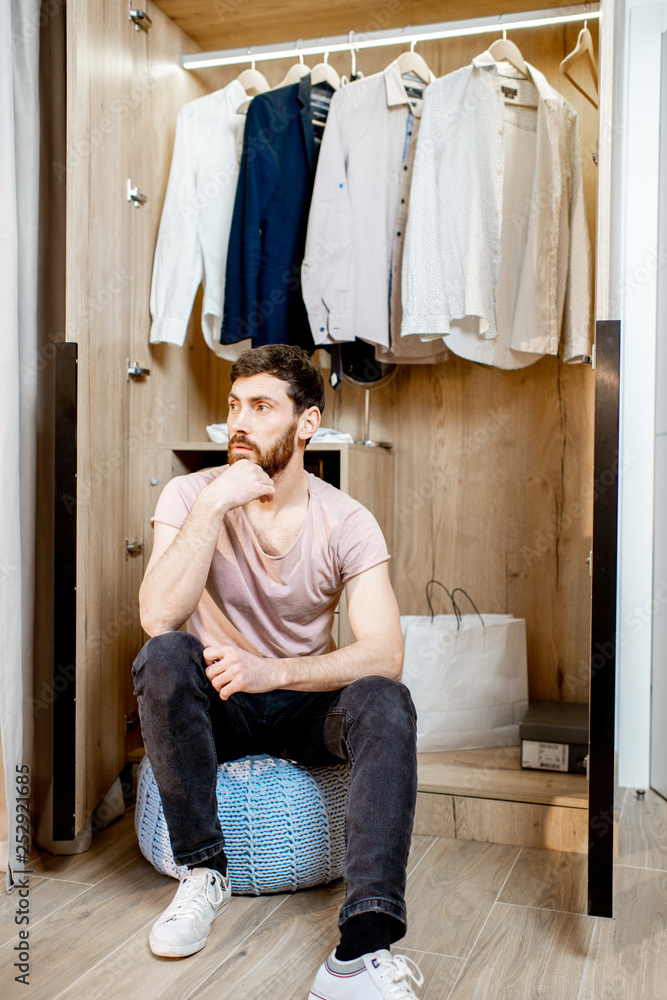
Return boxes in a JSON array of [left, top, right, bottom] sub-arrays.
[[149, 79, 252, 361], [301, 60, 448, 363], [221, 75, 324, 349], [401, 51, 592, 368]]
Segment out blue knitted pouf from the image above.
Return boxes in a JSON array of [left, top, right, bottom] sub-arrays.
[[134, 754, 349, 894]]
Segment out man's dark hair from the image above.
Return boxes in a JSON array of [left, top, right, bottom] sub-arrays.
[[230, 345, 326, 416]]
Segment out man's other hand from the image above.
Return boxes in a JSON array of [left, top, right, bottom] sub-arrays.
[[203, 644, 279, 699]]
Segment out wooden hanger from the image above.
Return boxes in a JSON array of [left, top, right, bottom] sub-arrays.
[[487, 29, 537, 110], [236, 59, 270, 95], [559, 24, 599, 109], [396, 40, 433, 85], [488, 29, 529, 78], [310, 52, 341, 90]]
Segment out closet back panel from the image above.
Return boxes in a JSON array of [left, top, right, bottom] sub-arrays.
[[177, 23, 598, 706], [66, 0, 598, 827]]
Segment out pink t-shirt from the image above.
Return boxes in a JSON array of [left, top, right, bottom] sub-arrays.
[[152, 466, 390, 658]]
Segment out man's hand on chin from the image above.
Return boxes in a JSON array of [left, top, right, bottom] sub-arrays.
[[203, 644, 280, 699]]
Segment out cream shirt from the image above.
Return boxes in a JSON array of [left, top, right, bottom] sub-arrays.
[[401, 51, 593, 368], [149, 79, 252, 360], [301, 61, 447, 362]]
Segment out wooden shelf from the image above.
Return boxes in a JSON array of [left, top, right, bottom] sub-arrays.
[[415, 747, 590, 854], [417, 747, 588, 810], [165, 441, 389, 452]]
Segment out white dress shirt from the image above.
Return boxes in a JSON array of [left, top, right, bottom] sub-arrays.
[[301, 61, 448, 362], [401, 52, 592, 368], [149, 79, 252, 360]]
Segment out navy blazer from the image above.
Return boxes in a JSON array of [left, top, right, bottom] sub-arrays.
[[221, 76, 318, 348]]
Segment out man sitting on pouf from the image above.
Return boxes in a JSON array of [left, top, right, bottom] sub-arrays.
[[133, 344, 423, 1000]]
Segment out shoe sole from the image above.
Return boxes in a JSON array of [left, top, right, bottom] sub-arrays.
[[149, 897, 231, 958]]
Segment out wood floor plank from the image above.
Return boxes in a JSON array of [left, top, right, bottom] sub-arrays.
[[52, 878, 292, 1000], [401, 838, 520, 958], [407, 834, 438, 875], [498, 847, 588, 914], [0, 875, 92, 948], [30, 812, 142, 884], [3, 854, 288, 1000], [617, 788, 667, 871], [6, 856, 180, 999], [579, 865, 667, 1000], [188, 883, 345, 1000], [448, 902, 595, 1000], [393, 949, 463, 1000]]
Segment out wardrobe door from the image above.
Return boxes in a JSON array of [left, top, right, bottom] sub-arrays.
[[587, 0, 622, 918], [64, 0, 217, 836], [587, 320, 620, 917]]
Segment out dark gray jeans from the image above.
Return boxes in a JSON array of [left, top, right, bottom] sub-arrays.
[[131, 631, 418, 939]]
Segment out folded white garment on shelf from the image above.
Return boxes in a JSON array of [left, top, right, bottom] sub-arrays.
[[206, 424, 354, 445]]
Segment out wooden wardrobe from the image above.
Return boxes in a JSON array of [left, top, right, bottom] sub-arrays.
[[46, 0, 619, 917]]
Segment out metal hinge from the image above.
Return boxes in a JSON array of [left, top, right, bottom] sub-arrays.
[[127, 178, 147, 208], [586, 550, 593, 577], [125, 537, 144, 559], [129, 6, 152, 31], [127, 359, 151, 381], [582, 344, 596, 370]]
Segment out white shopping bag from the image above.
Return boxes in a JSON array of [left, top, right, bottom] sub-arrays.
[[399, 584, 528, 752]]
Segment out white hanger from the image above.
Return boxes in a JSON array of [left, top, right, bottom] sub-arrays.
[[348, 29, 363, 81], [559, 22, 599, 109], [310, 51, 341, 90], [236, 53, 270, 95], [488, 26, 530, 78], [279, 40, 312, 87], [396, 39, 432, 84]]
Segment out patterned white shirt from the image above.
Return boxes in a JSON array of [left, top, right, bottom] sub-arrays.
[[401, 51, 592, 369]]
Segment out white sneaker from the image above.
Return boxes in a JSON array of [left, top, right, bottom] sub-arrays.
[[309, 949, 424, 999], [149, 867, 231, 957]]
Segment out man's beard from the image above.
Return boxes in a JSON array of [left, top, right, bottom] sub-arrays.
[[228, 417, 299, 478]]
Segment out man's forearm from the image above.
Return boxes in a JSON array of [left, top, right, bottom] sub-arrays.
[[140, 506, 226, 635], [273, 635, 404, 692]]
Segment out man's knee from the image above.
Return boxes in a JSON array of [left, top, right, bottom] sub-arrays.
[[132, 631, 205, 692], [347, 675, 417, 729]]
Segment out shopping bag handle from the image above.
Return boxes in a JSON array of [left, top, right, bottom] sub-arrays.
[[451, 587, 485, 628], [425, 580, 462, 627]]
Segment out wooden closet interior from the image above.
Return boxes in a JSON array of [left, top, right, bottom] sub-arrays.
[[44, 0, 613, 907]]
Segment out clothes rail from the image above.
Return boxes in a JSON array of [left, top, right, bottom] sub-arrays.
[[180, 3, 600, 70]]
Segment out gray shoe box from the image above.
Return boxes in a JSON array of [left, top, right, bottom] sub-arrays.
[[519, 701, 589, 774]]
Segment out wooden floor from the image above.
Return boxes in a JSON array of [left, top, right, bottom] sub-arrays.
[[3, 785, 667, 999]]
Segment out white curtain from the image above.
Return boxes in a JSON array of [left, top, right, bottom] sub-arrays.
[[0, 0, 42, 892]]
